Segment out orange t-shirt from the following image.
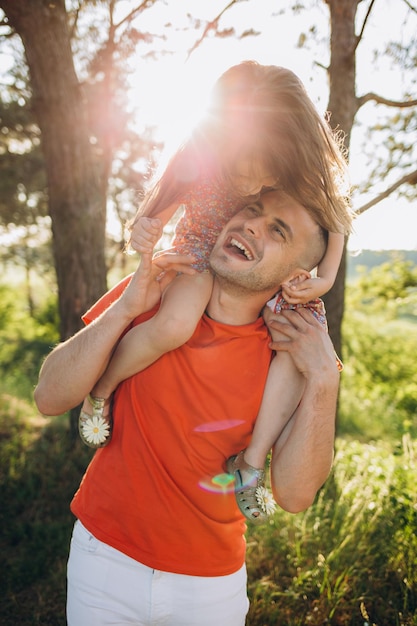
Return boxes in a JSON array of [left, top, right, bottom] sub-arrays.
[[71, 280, 272, 576]]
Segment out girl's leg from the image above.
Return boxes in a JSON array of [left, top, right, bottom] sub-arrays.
[[92, 272, 213, 399], [227, 351, 304, 523], [245, 352, 304, 468], [79, 272, 213, 448]]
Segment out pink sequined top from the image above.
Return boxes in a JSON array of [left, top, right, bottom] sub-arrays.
[[172, 179, 244, 271]]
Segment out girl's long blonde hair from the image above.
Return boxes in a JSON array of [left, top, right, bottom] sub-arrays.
[[134, 61, 352, 235]]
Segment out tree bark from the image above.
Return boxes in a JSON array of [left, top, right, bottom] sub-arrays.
[[323, 0, 361, 357], [1, 0, 107, 340]]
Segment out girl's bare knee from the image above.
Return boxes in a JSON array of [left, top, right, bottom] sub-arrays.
[[148, 313, 196, 351]]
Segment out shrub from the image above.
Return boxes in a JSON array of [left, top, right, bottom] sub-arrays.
[[339, 258, 417, 441], [0, 284, 59, 400]]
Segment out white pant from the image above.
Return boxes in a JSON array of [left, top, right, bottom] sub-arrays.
[[67, 520, 249, 626]]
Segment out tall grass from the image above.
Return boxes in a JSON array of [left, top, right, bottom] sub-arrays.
[[0, 397, 93, 625], [1, 400, 416, 625], [246, 437, 417, 625]]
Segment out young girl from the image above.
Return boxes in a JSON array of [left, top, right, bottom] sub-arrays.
[[79, 61, 352, 522]]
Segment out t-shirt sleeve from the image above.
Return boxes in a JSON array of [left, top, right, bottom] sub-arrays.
[[82, 274, 134, 326]]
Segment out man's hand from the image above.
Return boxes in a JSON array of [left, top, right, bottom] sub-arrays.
[[263, 305, 286, 342], [266, 308, 339, 381], [122, 248, 196, 318]]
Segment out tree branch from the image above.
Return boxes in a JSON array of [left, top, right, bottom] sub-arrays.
[[114, 0, 158, 31], [401, 0, 417, 14], [186, 0, 243, 60], [354, 0, 377, 53], [355, 169, 417, 215], [357, 92, 417, 108]]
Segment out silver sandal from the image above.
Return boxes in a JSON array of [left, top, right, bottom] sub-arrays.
[[226, 450, 276, 524], [78, 394, 112, 448]]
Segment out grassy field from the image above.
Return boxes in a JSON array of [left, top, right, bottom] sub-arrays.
[[1, 394, 416, 626]]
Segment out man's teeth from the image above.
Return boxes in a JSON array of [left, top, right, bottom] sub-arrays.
[[230, 238, 253, 260]]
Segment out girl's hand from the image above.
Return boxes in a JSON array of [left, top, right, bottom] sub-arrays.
[[124, 214, 196, 311], [281, 276, 330, 304], [130, 217, 163, 254]]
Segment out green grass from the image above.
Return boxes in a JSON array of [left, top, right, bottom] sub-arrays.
[[1, 395, 417, 625], [246, 438, 417, 625], [0, 395, 93, 625]]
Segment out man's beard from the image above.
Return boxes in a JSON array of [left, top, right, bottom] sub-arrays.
[[209, 255, 287, 296]]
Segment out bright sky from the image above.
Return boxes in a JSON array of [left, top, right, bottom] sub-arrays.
[[123, 0, 417, 251]]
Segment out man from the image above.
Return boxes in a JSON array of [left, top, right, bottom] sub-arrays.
[[34, 190, 340, 626]]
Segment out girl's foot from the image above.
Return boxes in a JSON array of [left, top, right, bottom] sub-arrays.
[[226, 449, 276, 524], [79, 394, 112, 448]]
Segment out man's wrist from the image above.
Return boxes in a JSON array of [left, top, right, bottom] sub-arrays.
[[109, 296, 144, 327], [305, 361, 340, 391]]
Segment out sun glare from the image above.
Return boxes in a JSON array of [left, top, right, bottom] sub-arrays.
[[128, 58, 215, 155], [121, 0, 416, 253]]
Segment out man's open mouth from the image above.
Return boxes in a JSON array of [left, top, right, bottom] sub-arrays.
[[228, 237, 254, 260]]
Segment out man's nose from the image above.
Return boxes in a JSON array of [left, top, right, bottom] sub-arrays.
[[244, 217, 263, 237]]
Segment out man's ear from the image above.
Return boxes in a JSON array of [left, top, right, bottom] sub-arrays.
[[282, 268, 311, 287]]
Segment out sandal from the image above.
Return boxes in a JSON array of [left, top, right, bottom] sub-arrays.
[[79, 394, 112, 449], [226, 450, 276, 524]]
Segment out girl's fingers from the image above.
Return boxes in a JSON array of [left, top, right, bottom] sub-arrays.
[[130, 218, 163, 251]]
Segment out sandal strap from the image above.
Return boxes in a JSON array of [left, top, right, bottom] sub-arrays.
[[87, 394, 106, 412], [228, 450, 265, 487], [79, 394, 113, 449]]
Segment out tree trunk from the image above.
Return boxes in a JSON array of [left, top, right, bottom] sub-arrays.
[[323, 0, 360, 358], [1, 0, 107, 340]]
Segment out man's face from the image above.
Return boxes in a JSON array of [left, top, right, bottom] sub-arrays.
[[209, 190, 320, 295]]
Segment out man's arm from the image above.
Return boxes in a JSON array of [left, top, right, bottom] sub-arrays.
[[34, 248, 195, 416], [265, 308, 340, 513]]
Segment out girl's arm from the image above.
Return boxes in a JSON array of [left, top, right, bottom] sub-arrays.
[[316, 230, 344, 291], [282, 231, 344, 304]]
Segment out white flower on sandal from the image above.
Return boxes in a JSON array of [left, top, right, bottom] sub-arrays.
[[81, 415, 110, 446], [255, 486, 276, 516]]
